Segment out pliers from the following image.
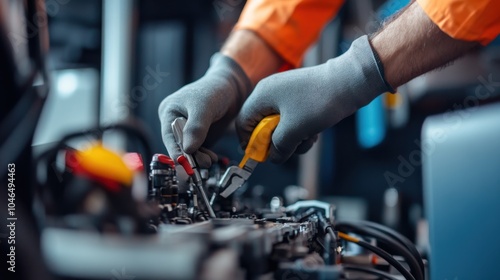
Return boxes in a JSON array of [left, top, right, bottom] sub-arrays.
[[218, 115, 280, 198]]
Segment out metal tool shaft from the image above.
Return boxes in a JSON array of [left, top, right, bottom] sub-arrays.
[[172, 117, 216, 218], [195, 184, 215, 217]]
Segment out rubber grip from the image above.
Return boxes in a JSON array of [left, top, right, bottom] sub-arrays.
[[177, 155, 194, 176]]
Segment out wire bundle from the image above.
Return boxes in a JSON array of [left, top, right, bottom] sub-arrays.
[[336, 221, 425, 280]]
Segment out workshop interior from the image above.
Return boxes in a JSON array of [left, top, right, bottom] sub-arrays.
[[1, 0, 500, 279]]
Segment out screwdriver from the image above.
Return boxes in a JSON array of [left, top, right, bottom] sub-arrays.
[[171, 117, 216, 218], [218, 114, 280, 198]]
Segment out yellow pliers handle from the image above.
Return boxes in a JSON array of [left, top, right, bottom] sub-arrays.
[[238, 114, 280, 168]]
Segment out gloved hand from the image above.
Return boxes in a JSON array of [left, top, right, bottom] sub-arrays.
[[159, 53, 252, 168], [236, 35, 394, 163]]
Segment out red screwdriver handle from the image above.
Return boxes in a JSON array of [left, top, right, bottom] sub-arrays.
[[177, 155, 194, 176]]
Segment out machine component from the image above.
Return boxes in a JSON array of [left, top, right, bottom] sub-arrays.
[[171, 117, 216, 218], [149, 153, 178, 206], [149, 153, 179, 225], [148, 152, 212, 225], [218, 114, 280, 197], [286, 200, 335, 222], [33, 122, 425, 280]]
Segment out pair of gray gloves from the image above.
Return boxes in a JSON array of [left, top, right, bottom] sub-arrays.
[[159, 35, 393, 168]]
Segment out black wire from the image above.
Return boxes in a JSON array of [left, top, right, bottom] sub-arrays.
[[0, 87, 46, 178], [327, 227, 336, 240], [352, 238, 416, 280], [56, 122, 153, 159], [340, 223, 422, 280], [338, 222, 423, 280], [355, 220, 425, 277], [0, 13, 48, 177], [343, 265, 399, 280], [323, 231, 333, 264], [317, 213, 338, 264], [337, 222, 423, 280], [315, 236, 328, 251], [326, 227, 338, 264], [0, 69, 38, 141], [339, 230, 416, 280]]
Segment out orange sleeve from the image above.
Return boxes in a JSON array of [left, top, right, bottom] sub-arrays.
[[417, 0, 500, 45], [234, 0, 344, 67]]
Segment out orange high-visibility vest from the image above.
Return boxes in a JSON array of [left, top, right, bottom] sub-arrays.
[[235, 0, 500, 67]]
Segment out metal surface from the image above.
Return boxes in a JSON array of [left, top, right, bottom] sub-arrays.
[[286, 200, 335, 223], [218, 162, 256, 198], [100, 0, 134, 149], [42, 228, 206, 279]]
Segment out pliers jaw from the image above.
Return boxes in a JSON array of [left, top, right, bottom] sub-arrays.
[[217, 115, 280, 198], [218, 166, 251, 198]]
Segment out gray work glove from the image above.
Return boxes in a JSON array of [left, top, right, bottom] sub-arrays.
[[159, 53, 252, 168], [236, 35, 394, 163]]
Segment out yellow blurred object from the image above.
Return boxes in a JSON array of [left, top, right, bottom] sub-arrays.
[[338, 232, 360, 243], [74, 143, 133, 186], [384, 91, 401, 108], [239, 115, 280, 169]]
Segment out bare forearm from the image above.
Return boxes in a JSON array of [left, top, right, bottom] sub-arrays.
[[370, 1, 478, 89], [221, 30, 283, 87]]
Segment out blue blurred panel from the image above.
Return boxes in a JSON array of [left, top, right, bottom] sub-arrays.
[[353, 0, 410, 149], [355, 95, 386, 149], [423, 102, 500, 279]]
